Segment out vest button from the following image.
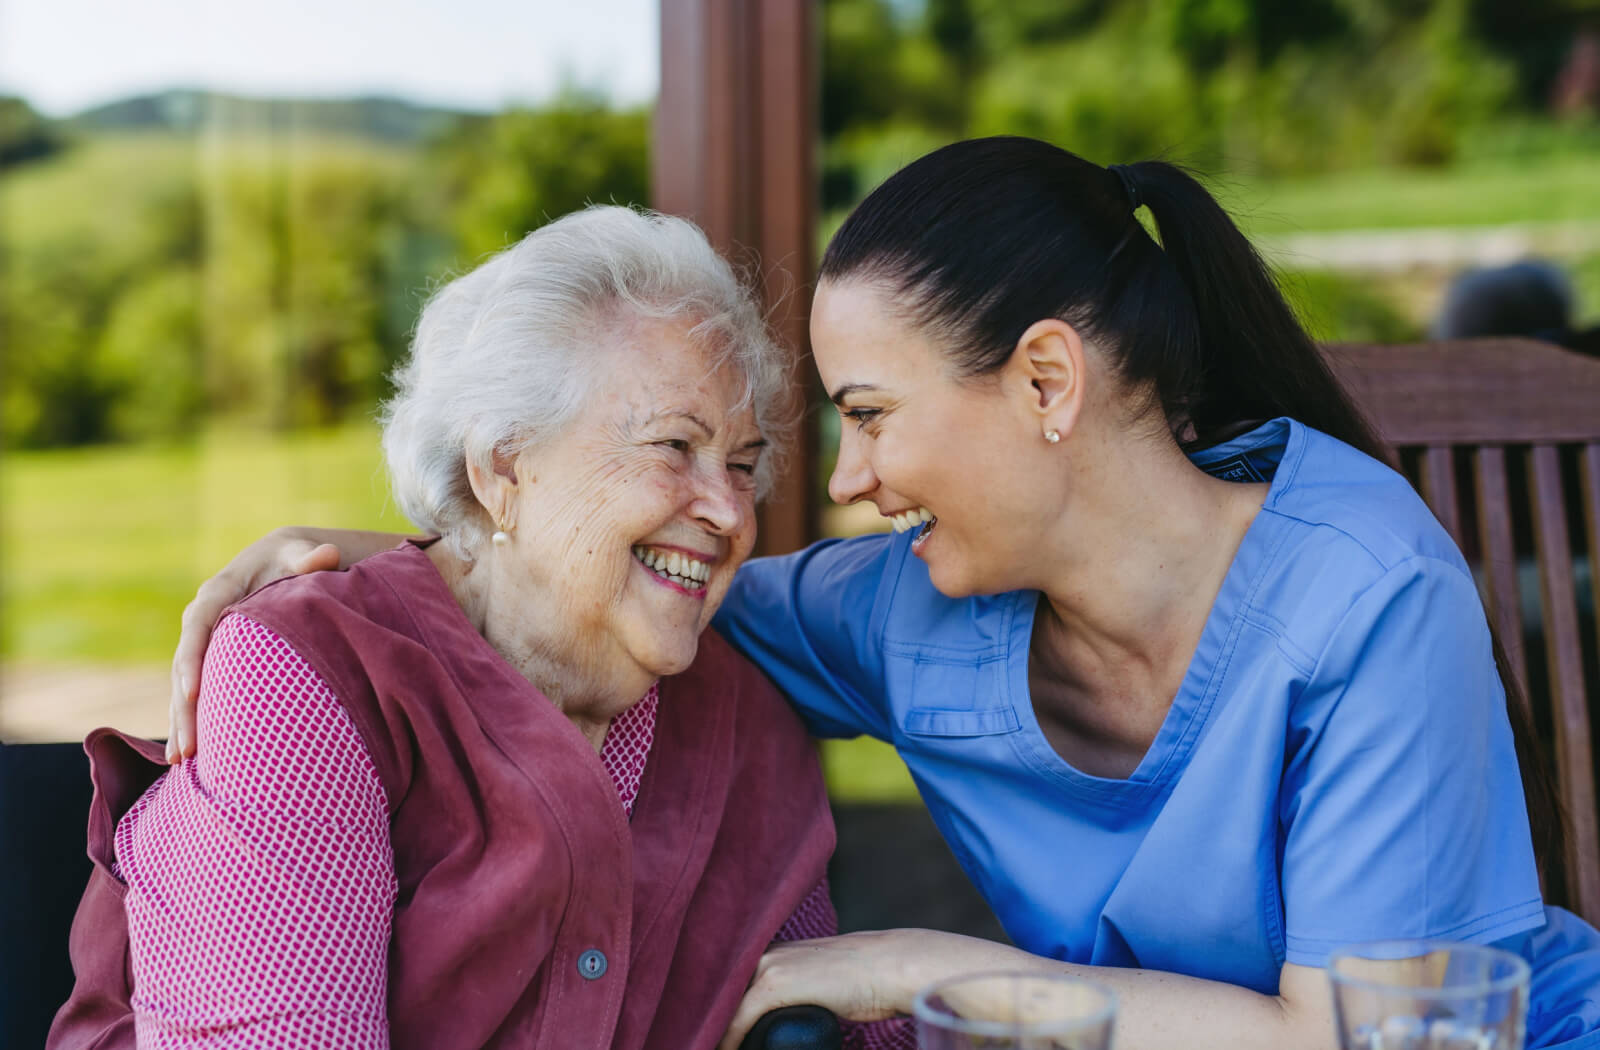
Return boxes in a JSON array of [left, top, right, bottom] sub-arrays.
[[578, 948, 608, 980]]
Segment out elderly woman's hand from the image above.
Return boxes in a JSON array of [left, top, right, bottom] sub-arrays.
[[166, 527, 401, 762]]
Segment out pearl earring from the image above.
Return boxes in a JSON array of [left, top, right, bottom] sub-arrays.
[[1044, 429, 1061, 444], [492, 520, 512, 546]]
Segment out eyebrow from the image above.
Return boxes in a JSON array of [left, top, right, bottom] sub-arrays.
[[828, 382, 880, 406], [646, 410, 714, 436]]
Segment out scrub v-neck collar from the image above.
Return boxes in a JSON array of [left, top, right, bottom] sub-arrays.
[[1000, 418, 1307, 806]]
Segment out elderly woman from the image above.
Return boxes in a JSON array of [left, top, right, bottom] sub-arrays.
[[47, 207, 838, 1050]]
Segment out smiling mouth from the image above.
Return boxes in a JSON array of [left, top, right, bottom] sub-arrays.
[[632, 545, 710, 594], [889, 507, 937, 545], [910, 515, 937, 553]]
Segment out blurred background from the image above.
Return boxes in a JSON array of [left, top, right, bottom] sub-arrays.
[[2, 0, 1598, 808]]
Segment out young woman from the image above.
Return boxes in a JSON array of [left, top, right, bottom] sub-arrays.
[[168, 139, 1600, 1050]]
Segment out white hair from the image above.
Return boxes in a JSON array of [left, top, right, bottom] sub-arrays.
[[381, 206, 793, 558]]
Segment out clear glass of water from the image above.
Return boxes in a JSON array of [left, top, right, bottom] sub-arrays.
[[913, 971, 1116, 1050], [1328, 940, 1530, 1050]]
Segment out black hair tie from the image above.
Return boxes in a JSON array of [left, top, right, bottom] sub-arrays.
[[1107, 163, 1142, 212]]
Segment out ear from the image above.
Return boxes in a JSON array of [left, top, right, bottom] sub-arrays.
[[464, 444, 523, 531], [1006, 319, 1087, 440]]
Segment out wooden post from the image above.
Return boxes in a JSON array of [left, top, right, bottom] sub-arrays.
[[655, 0, 818, 556]]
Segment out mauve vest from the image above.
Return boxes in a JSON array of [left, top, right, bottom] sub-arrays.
[[49, 541, 836, 1050]]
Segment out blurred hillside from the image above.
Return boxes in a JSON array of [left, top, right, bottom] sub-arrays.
[[68, 90, 467, 142]]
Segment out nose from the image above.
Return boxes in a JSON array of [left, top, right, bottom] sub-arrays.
[[690, 460, 750, 536], [827, 426, 877, 506]]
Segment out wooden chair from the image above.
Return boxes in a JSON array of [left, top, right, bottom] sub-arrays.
[[1326, 338, 1600, 925]]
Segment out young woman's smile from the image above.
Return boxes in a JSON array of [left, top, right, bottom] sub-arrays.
[[810, 278, 1064, 598]]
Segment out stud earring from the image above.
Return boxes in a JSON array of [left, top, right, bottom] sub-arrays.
[[1044, 429, 1061, 444]]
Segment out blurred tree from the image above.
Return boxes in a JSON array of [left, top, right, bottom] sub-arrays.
[[2, 93, 657, 449], [200, 147, 419, 429], [1470, 0, 1600, 106], [430, 96, 649, 261], [0, 97, 65, 168], [1, 239, 122, 446], [95, 266, 205, 440], [818, 0, 1524, 179], [965, 0, 1109, 57], [822, 0, 911, 137]]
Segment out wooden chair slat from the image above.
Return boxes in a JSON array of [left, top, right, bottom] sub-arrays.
[[1420, 445, 1464, 548], [1528, 444, 1600, 921], [1327, 340, 1600, 445], [1473, 446, 1529, 694]]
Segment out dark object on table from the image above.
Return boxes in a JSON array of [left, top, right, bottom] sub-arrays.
[[1431, 260, 1600, 357], [0, 742, 95, 1049], [739, 1005, 842, 1050]]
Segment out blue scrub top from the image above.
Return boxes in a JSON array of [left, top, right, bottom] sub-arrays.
[[714, 417, 1600, 1048]]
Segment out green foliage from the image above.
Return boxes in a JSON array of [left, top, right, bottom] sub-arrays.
[[0, 96, 64, 167], [432, 97, 650, 261], [1278, 270, 1421, 344], [822, 0, 913, 137], [824, 0, 1526, 175], [0, 135, 428, 446], [0, 94, 652, 452], [95, 266, 206, 440], [969, 20, 1211, 167]]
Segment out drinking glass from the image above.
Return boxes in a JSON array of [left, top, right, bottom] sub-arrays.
[[913, 971, 1116, 1049], [1328, 940, 1530, 1050]]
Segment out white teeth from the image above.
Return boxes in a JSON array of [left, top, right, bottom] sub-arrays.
[[888, 508, 933, 533], [632, 545, 711, 587]]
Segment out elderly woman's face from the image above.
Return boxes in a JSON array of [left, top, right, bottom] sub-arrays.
[[497, 317, 763, 686]]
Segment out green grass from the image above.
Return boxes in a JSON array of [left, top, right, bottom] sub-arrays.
[[1, 424, 410, 663], [821, 736, 921, 802], [823, 153, 1600, 249], [1214, 156, 1600, 236]]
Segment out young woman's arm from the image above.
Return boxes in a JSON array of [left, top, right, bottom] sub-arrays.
[[720, 932, 1334, 1050], [167, 527, 408, 760]]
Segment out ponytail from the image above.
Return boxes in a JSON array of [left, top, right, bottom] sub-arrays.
[[1117, 161, 1387, 461], [821, 135, 1566, 885]]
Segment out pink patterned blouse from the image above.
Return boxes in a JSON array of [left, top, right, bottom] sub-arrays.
[[115, 613, 913, 1049]]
